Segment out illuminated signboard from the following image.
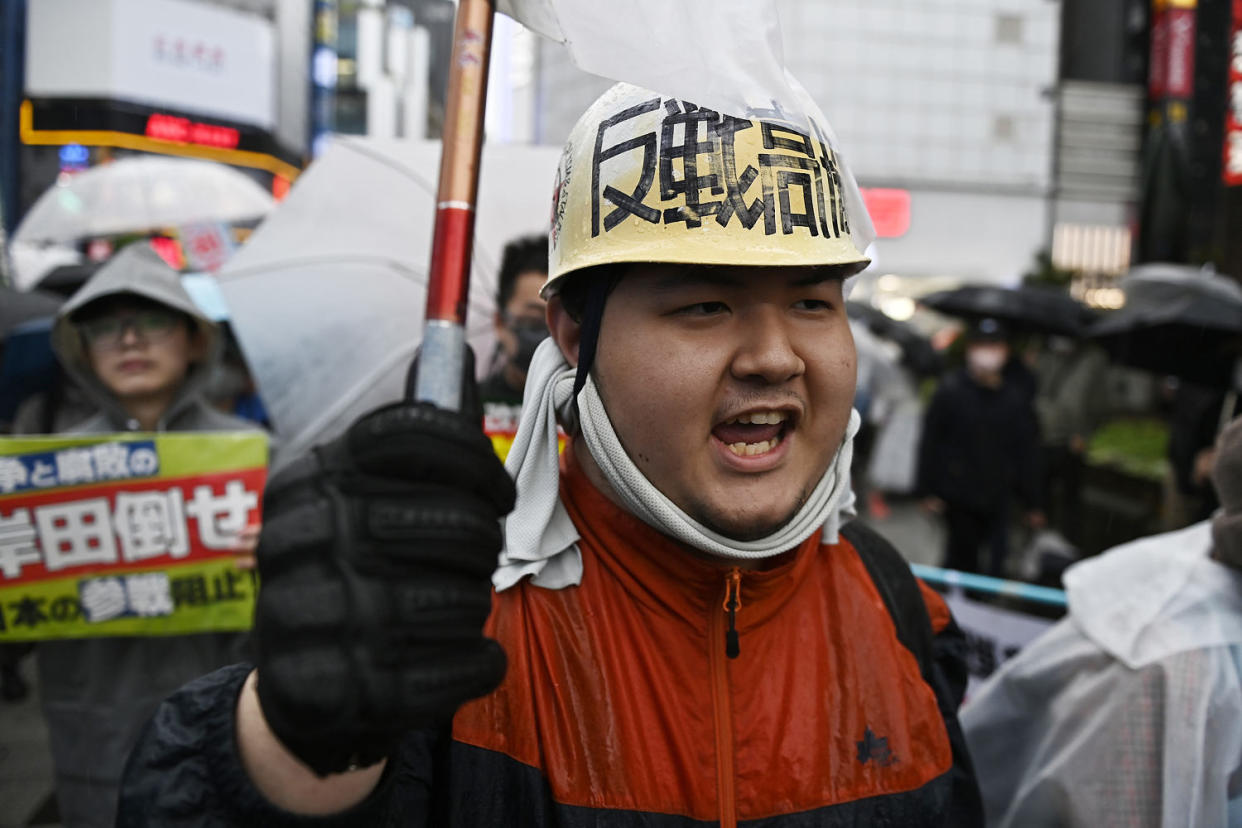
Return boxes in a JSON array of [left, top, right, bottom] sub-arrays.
[[1226, 0, 1242, 186], [860, 188, 912, 238], [20, 99, 301, 182], [58, 144, 89, 165], [145, 114, 241, 150]]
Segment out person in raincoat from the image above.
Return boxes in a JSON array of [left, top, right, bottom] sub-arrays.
[[961, 415, 1242, 828], [119, 84, 982, 826], [37, 243, 263, 826]]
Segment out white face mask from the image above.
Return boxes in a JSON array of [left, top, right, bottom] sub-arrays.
[[967, 345, 1007, 374]]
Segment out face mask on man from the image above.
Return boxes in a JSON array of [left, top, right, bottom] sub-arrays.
[[508, 317, 549, 373], [966, 344, 1007, 375]]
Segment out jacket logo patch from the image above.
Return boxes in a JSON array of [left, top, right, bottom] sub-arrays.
[[856, 726, 897, 767]]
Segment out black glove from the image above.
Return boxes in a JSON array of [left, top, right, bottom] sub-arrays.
[[252, 390, 515, 776]]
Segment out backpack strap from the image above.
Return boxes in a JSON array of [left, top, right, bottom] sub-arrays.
[[839, 522, 987, 826], [839, 521, 935, 683]]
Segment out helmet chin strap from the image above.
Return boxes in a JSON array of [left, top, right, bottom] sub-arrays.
[[571, 270, 621, 399]]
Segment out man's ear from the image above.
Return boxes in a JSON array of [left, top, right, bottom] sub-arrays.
[[546, 296, 581, 368]]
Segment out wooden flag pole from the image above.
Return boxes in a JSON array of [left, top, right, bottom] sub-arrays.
[[413, 0, 495, 411]]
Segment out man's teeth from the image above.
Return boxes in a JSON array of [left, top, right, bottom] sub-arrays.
[[723, 411, 788, 425], [726, 435, 782, 457]]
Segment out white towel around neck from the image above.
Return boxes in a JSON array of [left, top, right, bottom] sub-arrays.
[[494, 338, 858, 591]]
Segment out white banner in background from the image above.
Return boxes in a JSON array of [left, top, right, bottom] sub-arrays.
[[26, 0, 276, 129], [943, 589, 1058, 700]]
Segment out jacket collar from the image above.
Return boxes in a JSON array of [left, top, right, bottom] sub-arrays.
[[558, 439, 826, 632]]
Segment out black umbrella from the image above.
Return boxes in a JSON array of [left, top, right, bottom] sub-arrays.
[[845, 301, 942, 377], [1087, 263, 1242, 388], [1, 285, 62, 338], [35, 262, 102, 297], [920, 284, 1097, 338]]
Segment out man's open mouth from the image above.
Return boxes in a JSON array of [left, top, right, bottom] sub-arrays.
[[711, 411, 790, 457]]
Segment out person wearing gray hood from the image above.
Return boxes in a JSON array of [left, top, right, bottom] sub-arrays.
[[40, 243, 264, 826]]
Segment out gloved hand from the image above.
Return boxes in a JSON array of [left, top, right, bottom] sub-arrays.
[[252, 386, 515, 776]]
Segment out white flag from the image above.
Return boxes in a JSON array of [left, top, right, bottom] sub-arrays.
[[496, 0, 876, 249], [496, 0, 795, 119]]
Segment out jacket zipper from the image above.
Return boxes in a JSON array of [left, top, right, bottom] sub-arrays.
[[709, 567, 742, 828], [724, 568, 742, 659]]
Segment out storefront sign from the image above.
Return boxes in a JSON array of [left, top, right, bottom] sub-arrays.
[[1149, 0, 1199, 124], [1225, 0, 1242, 185], [25, 0, 276, 130], [145, 113, 241, 150], [179, 223, 235, 272], [860, 188, 911, 239], [0, 432, 267, 642]]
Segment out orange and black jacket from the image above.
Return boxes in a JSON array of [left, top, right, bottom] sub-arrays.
[[121, 452, 982, 827]]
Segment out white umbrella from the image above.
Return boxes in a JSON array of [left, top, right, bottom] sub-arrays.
[[7, 239, 83, 291], [217, 137, 560, 469], [13, 156, 274, 245]]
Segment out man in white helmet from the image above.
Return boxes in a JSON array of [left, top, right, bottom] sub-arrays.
[[120, 84, 982, 826]]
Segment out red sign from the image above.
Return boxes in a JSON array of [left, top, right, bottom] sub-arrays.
[[145, 113, 241, 150], [149, 237, 184, 269], [179, 223, 234, 272], [1, 469, 265, 588], [860, 188, 911, 238], [1166, 7, 1198, 98], [0, 432, 268, 641], [1225, 0, 1242, 185], [1150, 4, 1170, 97], [1149, 2, 1198, 102]]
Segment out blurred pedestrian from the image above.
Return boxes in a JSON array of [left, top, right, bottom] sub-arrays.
[[1, 338, 95, 707], [1167, 380, 1239, 526], [475, 234, 551, 460], [850, 319, 906, 514], [36, 244, 263, 827], [918, 318, 1044, 574], [480, 234, 550, 407], [961, 414, 1242, 827], [1032, 336, 1110, 546]]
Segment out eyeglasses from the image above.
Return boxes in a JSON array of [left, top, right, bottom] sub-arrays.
[[81, 311, 181, 350]]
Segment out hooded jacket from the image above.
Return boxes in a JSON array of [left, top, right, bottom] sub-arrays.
[[962, 522, 1242, 827], [119, 446, 981, 826], [39, 244, 262, 828]]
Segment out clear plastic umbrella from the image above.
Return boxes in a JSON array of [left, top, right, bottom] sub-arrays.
[[216, 137, 560, 469], [13, 156, 274, 245]]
